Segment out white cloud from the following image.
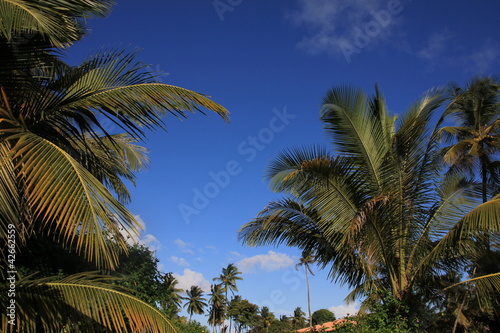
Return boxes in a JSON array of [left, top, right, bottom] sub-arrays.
[[329, 302, 359, 319], [237, 251, 294, 274], [121, 215, 162, 252], [171, 255, 190, 267], [288, 0, 401, 58], [174, 239, 195, 254], [140, 234, 162, 252], [173, 269, 211, 292]]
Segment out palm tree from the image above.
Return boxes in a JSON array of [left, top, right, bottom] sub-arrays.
[[292, 307, 306, 329], [159, 273, 184, 317], [0, 1, 228, 331], [440, 77, 500, 203], [213, 263, 243, 333], [260, 306, 274, 333], [238, 85, 500, 328], [213, 263, 243, 299], [208, 283, 227, 332], [183, 285, 208, 321], [296, 250, 315, 328], [439, 77, 500, 331]]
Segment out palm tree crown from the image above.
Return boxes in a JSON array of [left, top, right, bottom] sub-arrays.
[[214, 263, 243, 298], [183, 285, 208, 321]]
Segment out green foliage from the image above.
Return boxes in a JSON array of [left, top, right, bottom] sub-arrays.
[[336, 295, 413, 333], [172, 319, 210, 333], [311, 309, 336, 325], [228, 297, 259, 333], [114, 243, 162, 305]]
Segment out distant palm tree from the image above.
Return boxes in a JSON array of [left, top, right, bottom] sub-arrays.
[[183, 286, 208, 321], [208, 283, 227, 332], [159, 273, 183, 317], [260, 306, 274, 333], [214, 264, 243, 333], [296, 251, 316, 328], [213, 263, 243, 298], [292, 307, 306, 329]]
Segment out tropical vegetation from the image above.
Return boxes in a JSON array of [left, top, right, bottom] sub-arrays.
[[239, 81, 500, 331], [1, 1, 500, 332], [0, 0, 228, 331]]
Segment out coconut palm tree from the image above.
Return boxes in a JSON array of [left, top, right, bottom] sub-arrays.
[[238, 85, 500, 328], [213, 263, 243, 299], [292, 307, 306, 329], [160, 273, 184, 317], [0, 1, 228, 331], [296, 250, 315, 328], [183, 285, 208, 321], [259, 306, 274, 333], [208, 283, 227, 332], [439, 77, 500, 331], [214, 263, 243, 332], [440, 76, 500, 203]]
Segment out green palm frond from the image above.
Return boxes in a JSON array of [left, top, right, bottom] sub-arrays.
[[320, 85, 394, 189], [70, 133, 150, 204], [1, 272, 178, 333], [0, 0, 114, 47], [11, 131, 139, 269]]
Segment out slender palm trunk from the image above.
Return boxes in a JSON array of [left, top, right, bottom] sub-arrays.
[[305, 268, 312, 328]]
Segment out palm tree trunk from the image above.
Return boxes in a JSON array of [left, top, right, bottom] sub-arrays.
[[306, 268, 312, 328]]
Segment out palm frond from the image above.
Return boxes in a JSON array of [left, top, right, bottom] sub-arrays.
[[0, 0, 114, 47], [320, 85, 393, 189], [11, 132, 139, 269], [0, 272, 178, 333]]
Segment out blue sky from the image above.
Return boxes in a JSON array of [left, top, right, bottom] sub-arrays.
[[66, 0, 500, 323]]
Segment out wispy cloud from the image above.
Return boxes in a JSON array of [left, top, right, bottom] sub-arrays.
[[173, 269, 211, 292], [416, 33, 499, 74], [171, 256, 190, 267], [237, 251, 294, 274], [465, 41, 499, 74], [287, 0, 404, 61], [174, 239, 195, 254], [417, 30, 453, 60], [329, 302, 359, 318]]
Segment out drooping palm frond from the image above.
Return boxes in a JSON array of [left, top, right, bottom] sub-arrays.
[[9, 131, 139, 269], [0, 272, 179, 333], [69, 133, 150, 204]]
